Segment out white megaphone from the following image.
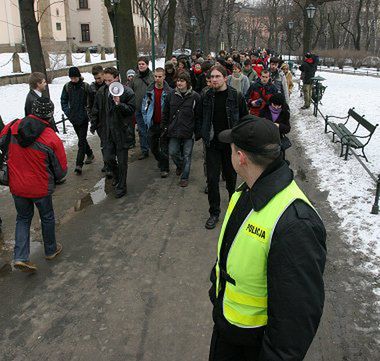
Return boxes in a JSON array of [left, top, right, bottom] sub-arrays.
[[109, 82, 124, 97]]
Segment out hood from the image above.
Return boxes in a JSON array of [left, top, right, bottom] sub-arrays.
[[16, 115, 49, 148], [146, 80, 171, 93]]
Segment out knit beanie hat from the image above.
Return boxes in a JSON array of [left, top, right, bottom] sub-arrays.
[[68, 66, 81, 78], [165, 60, 174, 69], [32, 97, 54, 119], [126, 69, 136, 77]]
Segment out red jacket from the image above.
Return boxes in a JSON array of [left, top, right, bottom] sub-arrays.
[[245, 80, 278, 116], [0, 115, 67, 198]]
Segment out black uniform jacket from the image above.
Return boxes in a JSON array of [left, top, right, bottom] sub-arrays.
[[210, 158, 327, 360]]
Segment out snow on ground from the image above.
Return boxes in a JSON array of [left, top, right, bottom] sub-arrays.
[[291, 71, 380, 280], [0, 53, 116, 77]]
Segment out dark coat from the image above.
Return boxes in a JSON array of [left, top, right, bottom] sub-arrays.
[[190, 70, 207, 94], [91, 85, 136, 149], [299, 60, 317, 84], [246, 79, 278, 116], [209, 158, 326, 359], [24, 90, 39, 117], [260, 104, 291, 135], [161, 87, 202, 139], [60, 80, 90, 126], [200, 85, 248, 146], [165, 70, 176, 89], [89, 81, 104, 110]]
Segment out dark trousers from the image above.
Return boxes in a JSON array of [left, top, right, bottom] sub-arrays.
[[148, 124, 169, 172], [103, 141, 128, 193], [73, 122, 93, 167], [209, 328, 261, 361], [12, 195, 57, 262], [206, 144, 237, 217]]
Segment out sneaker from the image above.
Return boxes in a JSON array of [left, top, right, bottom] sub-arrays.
[[74, 166, 82, 175], [205, 215, 219, 229], [138, 152, 149, 160], [179, 179, 188, 187], [14, 261, 37, 272], [45, 243, 63, 260], [85, 154, 95, 164], [301, 106, 310, 110], [160, 171, 169, 178]]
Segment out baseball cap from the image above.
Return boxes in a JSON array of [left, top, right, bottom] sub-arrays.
[[218, 115, 281, 154]]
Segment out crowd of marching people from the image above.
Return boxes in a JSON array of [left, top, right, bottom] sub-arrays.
[[0, 47, 318, 269], [0, 47, 326, 361]]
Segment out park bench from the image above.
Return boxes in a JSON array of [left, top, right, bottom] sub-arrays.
[[325, 108, 378, 162]]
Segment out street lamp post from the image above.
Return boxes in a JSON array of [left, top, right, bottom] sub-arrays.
[[150, 0, 155, 70], [288, 21, 294, 61], [304, 3, 316, 54], [111, 0, 120, 69], [190, 16, 197, 53]]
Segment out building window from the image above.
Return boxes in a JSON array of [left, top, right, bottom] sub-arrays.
[[79, 0, 89, 9], [56, 22, 62, 31], [81, 24, 91, 42]]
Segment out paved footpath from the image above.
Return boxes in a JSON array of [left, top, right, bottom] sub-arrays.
[[0, 131, 378, 360]]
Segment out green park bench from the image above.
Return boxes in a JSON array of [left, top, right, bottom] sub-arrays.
[[325, 108, 378, 162]]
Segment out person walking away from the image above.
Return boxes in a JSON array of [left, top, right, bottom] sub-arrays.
[[61, 66, 94, 175], [280, 63, 294, 96], [227, 63, 250, 97], [246, 70, 278, 117], [200, 65, 248, 229], [259, 93, 291, 158], [242, 59, 257, 83], [269, 57, 289, 104], [97, 67, 136, 198], [162, 72, 202, 187], [299, 52, 317, 110], [208, 117, 326, 360], [141, 68, 171, 178], [130, 57, 154, 160], [0, 98, 67, 272]]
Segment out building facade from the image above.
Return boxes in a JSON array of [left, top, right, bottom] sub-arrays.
[[0, 0, 149, 52]]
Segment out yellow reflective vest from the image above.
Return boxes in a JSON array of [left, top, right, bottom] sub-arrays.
[[215, 180, 314, 328]]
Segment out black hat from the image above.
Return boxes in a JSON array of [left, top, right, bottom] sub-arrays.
[[31, 97, 54, 119], [218, 115, 281, 154], [270, 93, 285, 106], [68, 66, 81, 78]]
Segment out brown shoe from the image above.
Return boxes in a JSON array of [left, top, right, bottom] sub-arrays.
[[14, 261, 37, 273], [45, 243, 63, 260], [179, 179, 188, 187], [176, 167, 183, 176]]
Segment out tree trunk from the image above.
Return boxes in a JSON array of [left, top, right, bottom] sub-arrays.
[[18, 0, 49, 95], [105, 0, 137, 82], [165, 0, 177, 60]]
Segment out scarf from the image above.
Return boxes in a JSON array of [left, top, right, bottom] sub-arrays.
[[269, 105, 282, 122], [230, 74, 243, 93]]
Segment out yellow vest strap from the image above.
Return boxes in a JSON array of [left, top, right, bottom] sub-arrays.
[[226, 286, 268, 308], [224, 303, 268, 327]]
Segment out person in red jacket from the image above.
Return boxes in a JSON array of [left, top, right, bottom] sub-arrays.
[[245, 70, 278, 116], [0, 98, 67, 272]]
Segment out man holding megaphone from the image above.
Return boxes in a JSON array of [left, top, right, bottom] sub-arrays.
[[91, 67, 136, 198]]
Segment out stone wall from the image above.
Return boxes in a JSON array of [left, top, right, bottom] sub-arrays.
[[0, 60, 117, 86]]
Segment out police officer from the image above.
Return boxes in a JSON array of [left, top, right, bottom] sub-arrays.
[[208, 115, 327, 360]]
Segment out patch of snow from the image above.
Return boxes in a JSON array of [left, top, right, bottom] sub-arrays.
[[291, 71, 380, 277]]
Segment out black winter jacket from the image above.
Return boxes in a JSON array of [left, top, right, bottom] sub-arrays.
[[200, 86, 248, 146], [209, 158, 326, 360], [24, 90, 39, 117], [91, 84, 136, 148], [299, 61, 317, 84], [60, 80, 90, 126], [161, 88, 201, 139], [260, 104, 291, 135]]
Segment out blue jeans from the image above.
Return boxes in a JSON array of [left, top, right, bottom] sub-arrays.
[[13, 195, 57, 262], [169, 138, 194, 180], [135, 111, 149, 153]]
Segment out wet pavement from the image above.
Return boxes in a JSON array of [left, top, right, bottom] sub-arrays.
[[0, 133, 379, 360]]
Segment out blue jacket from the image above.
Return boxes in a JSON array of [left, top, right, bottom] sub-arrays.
[[141, 81, 171, 129]]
